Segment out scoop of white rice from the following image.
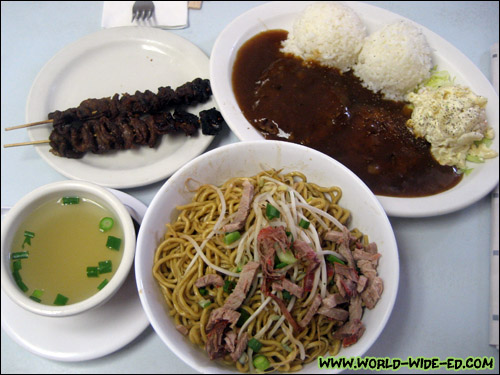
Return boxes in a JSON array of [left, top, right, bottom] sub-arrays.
[[353, 20, 433, 101], [281, 2, 366, 72]]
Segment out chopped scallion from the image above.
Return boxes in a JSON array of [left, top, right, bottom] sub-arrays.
[[253, 355, 270, 371], [223, 279, 236, 294], [29, 289, 44, 303], [282, 290, 292, 302], [12, 259, 22, 271], [298, 218, 310, 229], [99, 217, 114, 232], [11, 251, 29, 260], [22, 231, 35, 248], [275, 262, 288, 269], [198, 287, 208, 296], [266, 203, 280, 220], [248, 338, 262, 352], [62, 196, 80, 205], [86, 266, 99, 278], [236, 308, 251, 327], [106, 236, 122, 250], [12, 270, 28, 292], [97, 279, 109, 290], [224, 231, 241, 245], [198, 299, 211, 308], [54, 293, 69, 306], [98, 260, 112, 274], [326, 254, 346, 265]]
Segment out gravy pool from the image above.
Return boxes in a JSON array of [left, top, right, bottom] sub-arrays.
[[232, 30, 462, 197]]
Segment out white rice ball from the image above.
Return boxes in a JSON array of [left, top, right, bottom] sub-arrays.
[[353, 20, 433, 101], [281, 2, 367, 72]]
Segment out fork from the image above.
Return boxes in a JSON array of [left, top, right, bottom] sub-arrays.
[[131, 1, 155, 22]]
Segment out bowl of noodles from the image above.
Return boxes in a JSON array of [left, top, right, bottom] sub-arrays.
[[135, 140, 399, 373]]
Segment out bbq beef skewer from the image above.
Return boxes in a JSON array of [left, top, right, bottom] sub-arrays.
[[49, 108, 225, 159], [48, 78, 212, 128]]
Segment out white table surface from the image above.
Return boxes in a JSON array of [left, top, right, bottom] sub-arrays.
[[1, 1, 499, 373]]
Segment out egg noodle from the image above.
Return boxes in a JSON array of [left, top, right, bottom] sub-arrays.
[[152, 170, 373, 372]]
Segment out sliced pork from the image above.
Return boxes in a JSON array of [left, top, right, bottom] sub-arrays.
[[222, 180, 255, 233], [257, 226, 289, 279], [206, 307, 241, 331], [272, 278, 304, 299], [317, 306, 349, 321], [194, 274, 224, 288], [223, 261, 260, 310], [299, 294, 322, 328], [332, 319, 366, 348], [230, 332, 249, 362]]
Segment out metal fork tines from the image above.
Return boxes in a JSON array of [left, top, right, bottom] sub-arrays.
[[131, 1, 155, 22]]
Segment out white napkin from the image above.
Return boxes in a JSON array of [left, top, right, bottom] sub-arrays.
[[102, 1, 188, 29], [490, 42, 499, 350]]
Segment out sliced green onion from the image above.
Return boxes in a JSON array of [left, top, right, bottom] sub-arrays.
[[223, 279, 236, 294], [12, 259, 22, 271], [98, 260, 112, 274], [62, 196, 80, 205], [22, 231, 35, 248], [326, 254, 346, 265], [266, 203, 280, 220], [11, 251, 29, 260], [236, 265, 242, 273], [275, 262, 288, 269], [106, 236, 122, 250], [86, 266, 99, 278], [99, 217, 114, 232], [253, 355, 270, 371], [31, 289, 44, 299], [223, 231, 241, 245], [198, 299, 212, 308], [248, 338, 262, 352], [12, 270, 28, 292], [29, 289, 44, 303], [54, 293, 69, 306], [282, 290, 292, 302], [198, 287, 208, 296], [97, 279, 109, 290], [236, 308, 251, 327], [298, 218, 310, 229]]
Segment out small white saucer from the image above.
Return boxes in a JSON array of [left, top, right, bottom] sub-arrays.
[[0, 190, 150, 362]]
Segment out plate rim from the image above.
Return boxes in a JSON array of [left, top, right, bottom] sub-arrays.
[[25, 26, 216, 189], [209, 0, 499, 218]]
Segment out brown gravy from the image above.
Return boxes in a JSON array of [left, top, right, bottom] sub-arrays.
[[232, 30, 462, 197]]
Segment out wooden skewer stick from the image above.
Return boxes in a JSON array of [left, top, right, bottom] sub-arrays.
[[5, 119, 53, 131], [3, 140, 50, 148]]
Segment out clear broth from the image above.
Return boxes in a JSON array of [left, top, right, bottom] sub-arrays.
[[10, 197, 124, 305]]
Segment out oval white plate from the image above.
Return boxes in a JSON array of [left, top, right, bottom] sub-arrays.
[[26, 27, 216, 189], [136, 140, 399, 374], [1, 190, 149, 362], [210, 1, 499, 217]]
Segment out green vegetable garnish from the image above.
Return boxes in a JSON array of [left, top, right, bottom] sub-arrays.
[[298, 218, 310, 229], [12, 270, 28, 292], [22, 231, 35, 248], [466, 154, 484, 163], [97, 279, 109, 290], [198, 287, 208, 296], [86, 266, 99, 278], [223, 279, 236, 294], [224, 231, 241, 245], [266, 203, 281, 220], [61, 197, 80, 205], [326, 254, 346, 265], [248, 338, 263, 352], [236, 308, 251, 327], [99, 217, 114, 232], [106, 236, 122, 250], [253, 355, 270, 371], [98, 260, 112, 274], [11, 251, 29, 260], [54, 293, 69, 306], [198, 299, 211, 308]]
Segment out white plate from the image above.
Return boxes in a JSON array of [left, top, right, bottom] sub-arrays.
[[0, 190, 149, 362], [209, 1, 499, 218], [26, 27, 216, 189]]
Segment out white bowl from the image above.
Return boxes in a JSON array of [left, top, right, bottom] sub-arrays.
[[135, 140, 399, 373], [209, 1, 499, 218], [1, 180, 136, 317]]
